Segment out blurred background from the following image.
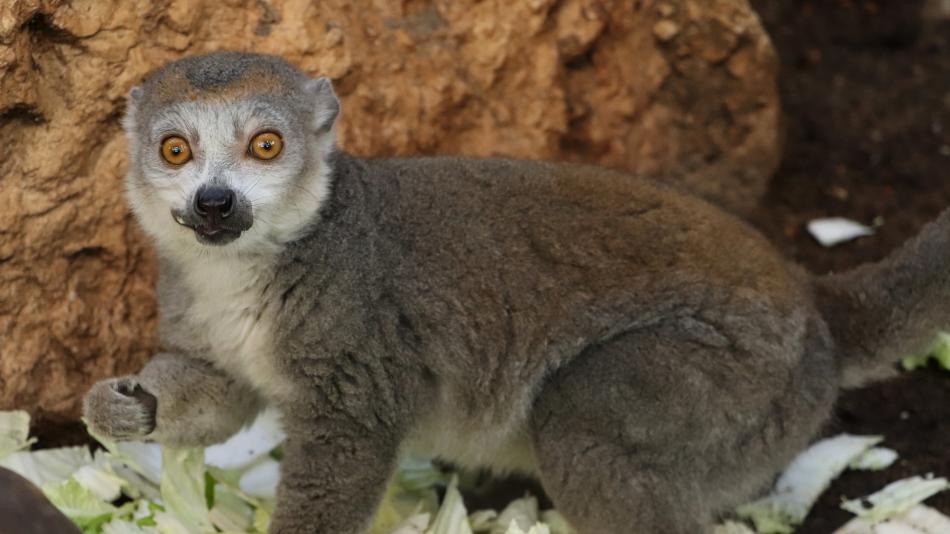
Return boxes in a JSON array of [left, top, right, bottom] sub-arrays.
[[0, 0, 947, 529]]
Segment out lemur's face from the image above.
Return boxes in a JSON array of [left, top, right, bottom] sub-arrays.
[[133, 98, 312, 249], [124, 53, 339, 254]]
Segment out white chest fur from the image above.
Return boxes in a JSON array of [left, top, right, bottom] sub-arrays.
[[180, 256, 293, 400]]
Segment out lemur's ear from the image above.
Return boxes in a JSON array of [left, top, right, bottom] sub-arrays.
[[122, 86, 144, 134], [304, 77, 340, 133]]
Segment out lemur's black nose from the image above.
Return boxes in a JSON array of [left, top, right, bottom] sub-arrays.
[[194, 186, 235, 219]]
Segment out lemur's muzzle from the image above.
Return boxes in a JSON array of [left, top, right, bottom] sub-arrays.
[[173, 185, 253, 246]]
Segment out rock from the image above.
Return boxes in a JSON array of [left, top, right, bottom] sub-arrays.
[[0, 468, 82, 534], [0, 0, 780, 422], [658, 3, 677, 17], [924, 0, 950, 21], [653, 20, 680, 42]]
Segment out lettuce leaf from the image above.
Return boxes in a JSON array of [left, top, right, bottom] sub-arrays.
[[902, 332, 950, 371], [427, 476, 473, 534], [0, 410, 35, 459], [841, 475, 950, 522], [209, 483, 255, 532], [159, 447, 212, 533], [43, 477, 118, 531], [492, 496, 539, 534], [1, 446, 94, 488], [101, 519, 155, 534], [73, 462, 127, 502], [848, 447, 899, 471], [737, 434, 883, 533]]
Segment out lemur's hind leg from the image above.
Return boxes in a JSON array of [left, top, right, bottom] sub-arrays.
[[529, 324, 836, 534], [84, 353, 263, 447]]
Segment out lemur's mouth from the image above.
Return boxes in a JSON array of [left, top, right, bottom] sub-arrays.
[[194, 226, 242, 246], [171, 212, 244, 246]]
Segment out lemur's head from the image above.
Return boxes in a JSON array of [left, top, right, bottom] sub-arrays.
[[123, 52, 340, 254]]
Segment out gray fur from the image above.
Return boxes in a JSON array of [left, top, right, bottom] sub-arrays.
[[817, 207, 950, 387], [84, 354, 261, 447], [304, 77, 340, 132], [83, 52, 949, 533]]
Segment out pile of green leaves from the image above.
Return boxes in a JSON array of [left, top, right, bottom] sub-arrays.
[[0, 410, 568, 534]]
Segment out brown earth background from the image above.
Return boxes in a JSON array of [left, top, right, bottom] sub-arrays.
[[0, 0, 781, 422]]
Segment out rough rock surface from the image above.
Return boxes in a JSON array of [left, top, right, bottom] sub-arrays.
[[0, 0, 779, 421]]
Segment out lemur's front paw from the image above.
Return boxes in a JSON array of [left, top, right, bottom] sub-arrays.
[[83, 377, 158, 440]]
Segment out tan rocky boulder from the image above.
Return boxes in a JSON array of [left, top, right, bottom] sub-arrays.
[[0, 0, 780, 422]]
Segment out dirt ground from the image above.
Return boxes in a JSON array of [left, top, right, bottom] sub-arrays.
[[29, 0, 950, 531]]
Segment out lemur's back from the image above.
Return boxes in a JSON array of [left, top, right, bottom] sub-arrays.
[[372, 153, 815, 339], [316, 154, 824, 416], [382, 154, 807, 294]]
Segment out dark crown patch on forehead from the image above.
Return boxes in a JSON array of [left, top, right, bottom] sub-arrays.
[[141, 52, 309, 107], [183, 52, 294, 90]]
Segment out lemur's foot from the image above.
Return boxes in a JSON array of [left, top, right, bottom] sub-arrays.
[[83, 377, 157, 440]]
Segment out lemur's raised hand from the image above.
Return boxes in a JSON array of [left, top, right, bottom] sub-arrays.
[[84, 52, 950, 533]]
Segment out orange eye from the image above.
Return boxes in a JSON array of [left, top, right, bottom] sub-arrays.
[[249, 132, 283, 160], [161, 136, 192, 165]]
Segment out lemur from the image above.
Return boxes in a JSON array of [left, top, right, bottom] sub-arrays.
[[83, 51, 950, 533]]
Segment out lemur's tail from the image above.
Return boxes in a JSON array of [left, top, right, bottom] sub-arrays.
[[815, 207, 950, 388]]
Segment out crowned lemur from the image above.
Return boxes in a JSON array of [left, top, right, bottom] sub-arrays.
[[83, 52, 950, 533]]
